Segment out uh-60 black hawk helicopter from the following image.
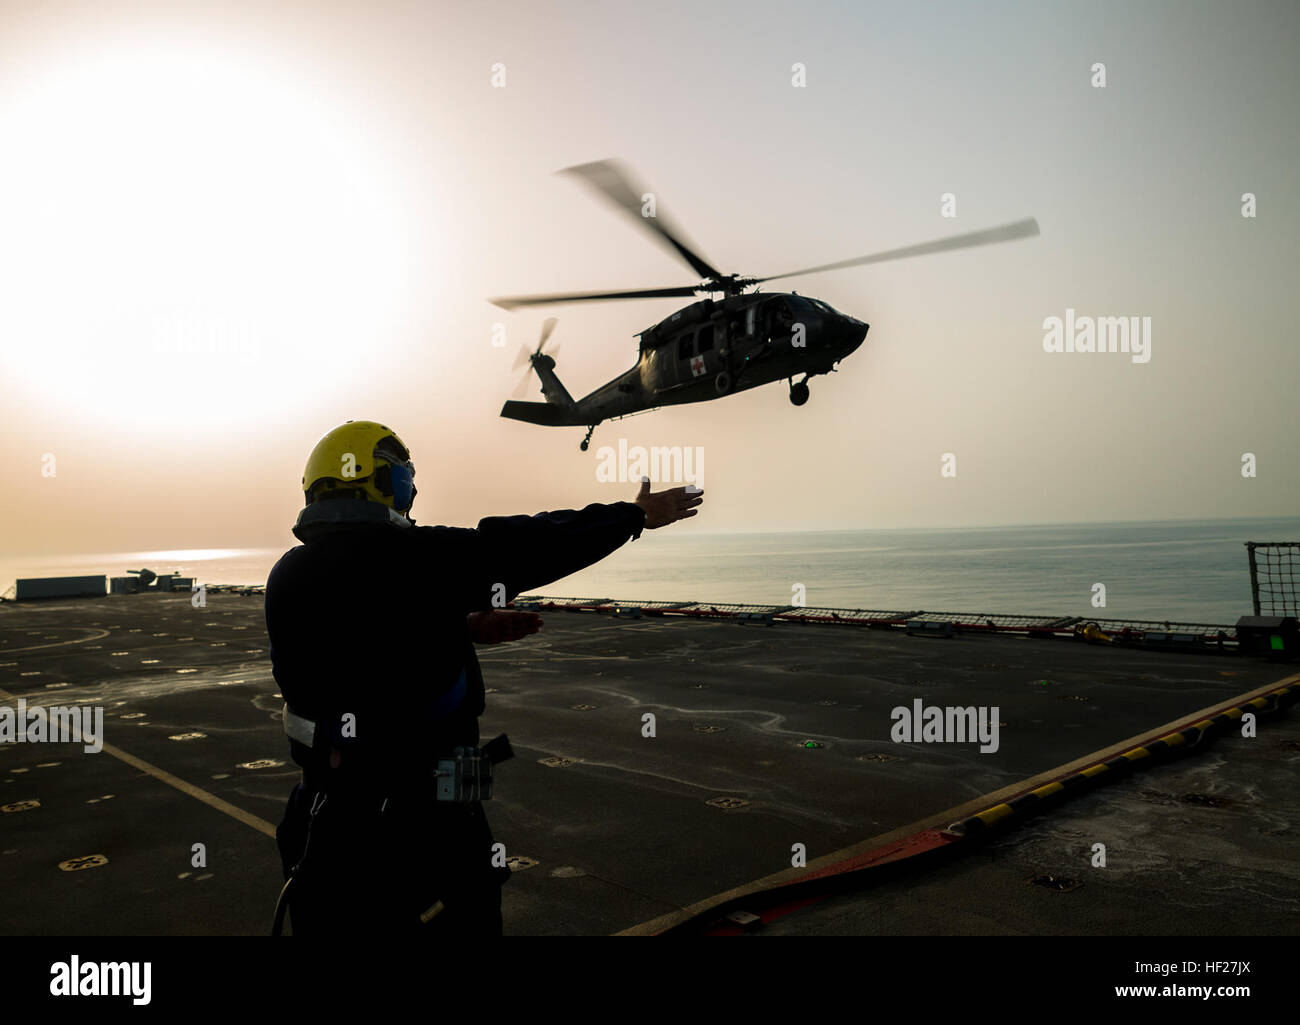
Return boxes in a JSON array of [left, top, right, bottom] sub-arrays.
[[492, 160, 1039, 450]]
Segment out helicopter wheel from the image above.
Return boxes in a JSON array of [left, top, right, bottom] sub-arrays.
[[714, 371, 734, 396], [580, 439, 589, 451], [789, 381, 810, 406]]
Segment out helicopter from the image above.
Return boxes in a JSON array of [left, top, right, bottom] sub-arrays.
[[492, 160, 1039, 451]]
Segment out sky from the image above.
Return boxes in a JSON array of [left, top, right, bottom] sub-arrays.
[[1, 0, 1297, 555]]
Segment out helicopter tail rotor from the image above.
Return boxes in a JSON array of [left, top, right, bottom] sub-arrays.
[[510, 317, 564, 399]]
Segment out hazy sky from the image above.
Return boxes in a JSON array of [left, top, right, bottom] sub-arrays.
[[2, 0, 1297, 554]]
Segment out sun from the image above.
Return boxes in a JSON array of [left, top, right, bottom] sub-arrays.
[[0, 36, 409, 433]]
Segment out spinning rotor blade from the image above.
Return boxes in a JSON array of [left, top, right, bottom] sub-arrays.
[[510, 317, 562, 394], [489, 284, 700, 311], [559, 159, 725, 281], [537, 316, 558, 351], [510, 373, 533, 399], [752, 218, 1040, 285]]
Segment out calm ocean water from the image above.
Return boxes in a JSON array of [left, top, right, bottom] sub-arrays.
[[3, 517, 1297, 624]]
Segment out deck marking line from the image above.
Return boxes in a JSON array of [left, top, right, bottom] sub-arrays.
[[0, 685, 278, 839], [0, 629, 111, 656]]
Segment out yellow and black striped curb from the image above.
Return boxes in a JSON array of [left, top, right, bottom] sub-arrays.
[[945, 680, 1299, 837]]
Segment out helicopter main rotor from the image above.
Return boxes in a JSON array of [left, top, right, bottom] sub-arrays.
[[488, 159, 1039, 311]]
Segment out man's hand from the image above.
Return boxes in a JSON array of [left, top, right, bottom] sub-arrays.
[[634, 477, 704, 529], [467, 609, 543, 645]]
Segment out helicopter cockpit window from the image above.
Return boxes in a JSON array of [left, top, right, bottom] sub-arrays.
[[698, 325, 714, 352], [678, 333, 693, 359], [764, 298, 794, 334]]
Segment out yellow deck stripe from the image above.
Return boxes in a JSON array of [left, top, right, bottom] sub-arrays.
[[0, 685, 277, 839], [101, 740, 278, 838]]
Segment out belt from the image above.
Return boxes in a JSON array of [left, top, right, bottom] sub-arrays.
[[281, 669, 469, 749], [283, 697, 512, 804]]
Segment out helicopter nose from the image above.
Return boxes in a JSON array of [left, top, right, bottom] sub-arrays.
[[838, 316, 868, 352]]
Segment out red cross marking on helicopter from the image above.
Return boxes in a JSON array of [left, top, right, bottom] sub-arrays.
[[690, 355, 705, 377]]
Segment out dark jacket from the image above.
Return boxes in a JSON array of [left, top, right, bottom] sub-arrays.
[[265, 501, 646, 790]]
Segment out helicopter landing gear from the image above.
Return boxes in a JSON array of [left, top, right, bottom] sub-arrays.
[[789, 378, 810, 406], [580, 425, 596, 451], [714, 371, 734, 396]]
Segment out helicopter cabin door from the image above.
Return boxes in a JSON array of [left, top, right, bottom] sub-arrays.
[[674, 323, 716, 386]]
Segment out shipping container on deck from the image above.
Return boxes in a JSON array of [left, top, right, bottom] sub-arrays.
[[15, 575, 107, 600]]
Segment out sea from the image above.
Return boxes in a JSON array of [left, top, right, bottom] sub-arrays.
[[3, 516, 1296, 625]]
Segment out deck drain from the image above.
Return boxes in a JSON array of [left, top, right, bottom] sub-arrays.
[[2, 800, 40, 813], [706, 797, 749, 810], [1029, 874, 1081, 892], [538, 756, 578, 768], [59, 854, 109, 872], [237, 759, 283, 770], [169, 732, 206, 742], [858, 753, 899, 763], [570, 704, 597, 711], [1179, 793, 1229, 808], [507, 856, 539, 871], [694, 724, 725, 734]]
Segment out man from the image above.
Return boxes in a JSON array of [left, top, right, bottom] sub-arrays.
[[266, 420, 702, 936]]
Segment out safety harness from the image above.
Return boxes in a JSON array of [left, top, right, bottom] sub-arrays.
[[270, 668, 514, 936]]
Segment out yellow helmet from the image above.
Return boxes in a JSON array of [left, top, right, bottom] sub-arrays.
[[300, 420, 417, 516]]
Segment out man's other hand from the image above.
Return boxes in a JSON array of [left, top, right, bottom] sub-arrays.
[[467, 609, 543, 644], [635, 477, 704, 529]]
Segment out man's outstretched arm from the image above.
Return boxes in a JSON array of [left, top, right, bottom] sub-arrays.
[[459, 479, 704, 610], [467, 608, 543, 644]]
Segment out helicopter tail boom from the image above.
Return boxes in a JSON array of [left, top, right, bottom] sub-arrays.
[[499, 399, 582, 427]]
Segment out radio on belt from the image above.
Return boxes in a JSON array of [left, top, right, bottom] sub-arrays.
[[435, 733, 514, 802]]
